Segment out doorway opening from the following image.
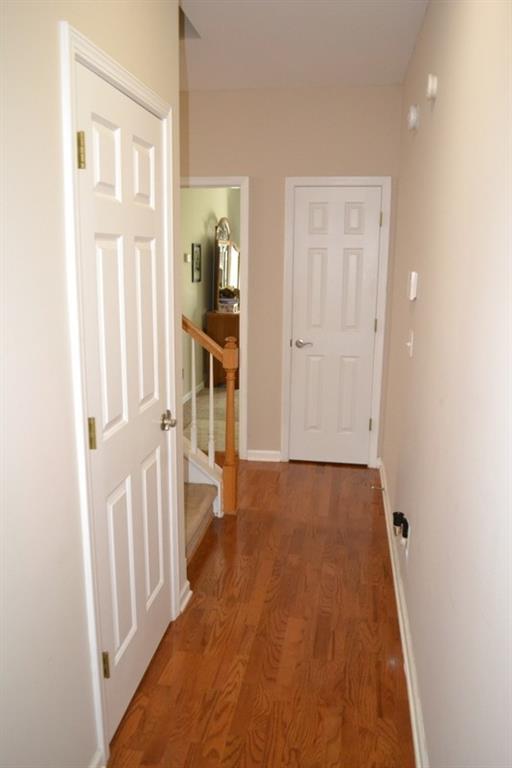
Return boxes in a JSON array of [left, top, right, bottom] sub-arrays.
[[180, 177, 249, 556], [181, 177, 249, 459]]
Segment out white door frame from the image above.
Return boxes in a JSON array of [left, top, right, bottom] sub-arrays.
[[60, 23, 183, 765], [181, 176, 249, 460], [281, 177, 391, 468]]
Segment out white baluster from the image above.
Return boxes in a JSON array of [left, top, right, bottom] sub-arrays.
[[190, 337, 198, 453], [208, 353, 215, 467]]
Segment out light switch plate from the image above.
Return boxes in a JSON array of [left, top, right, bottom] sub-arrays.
[[426, 74, 438, 100], [408, 271, 418, 301], [407, 104, 420, 131], [184, 252, 192, 263]]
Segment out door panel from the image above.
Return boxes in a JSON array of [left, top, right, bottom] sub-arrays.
[[107, 476, 136, 660], [341, 248, 363, 330], [95, 235, 128, 436], [302, 355, 323, 431], [92, 116, 121, 199], [337, 355, 358, 432], [135, 238, 159, 409], [77, 63, 173, 739], [133, 137, 155, 206], [307, 248, 327, 327], [289, 186, 381, 464], [141, 447, 164, 609]]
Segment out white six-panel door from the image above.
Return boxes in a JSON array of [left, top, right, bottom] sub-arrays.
[[76, 63, 173, 739], [289, 186, 381, 464]]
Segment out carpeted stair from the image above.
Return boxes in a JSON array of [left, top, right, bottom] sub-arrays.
[[184, 482, 217, 560]]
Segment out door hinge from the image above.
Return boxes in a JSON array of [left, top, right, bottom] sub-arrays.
[[77, 130, 86, 169], [101, 651, 110, 679], [88, 417, 97, 450], [374, 318, 378, 333], [379, 211, 383, 227], [369, 417, 373, 431]]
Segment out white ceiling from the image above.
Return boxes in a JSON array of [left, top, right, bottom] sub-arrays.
[[180, 0, 428, 91]]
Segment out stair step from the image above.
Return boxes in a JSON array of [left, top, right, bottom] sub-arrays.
[[184, 483, 217, 559]]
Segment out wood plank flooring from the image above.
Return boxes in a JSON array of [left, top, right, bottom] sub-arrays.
[[109, 461, 415, 768]]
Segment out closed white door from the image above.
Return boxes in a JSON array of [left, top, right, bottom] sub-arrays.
[[289, 186, 381, 464], [76, 63, 174, 739]]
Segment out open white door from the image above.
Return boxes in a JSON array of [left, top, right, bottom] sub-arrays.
[[288, 185, 382, 464], [76, 62, 176, 739]]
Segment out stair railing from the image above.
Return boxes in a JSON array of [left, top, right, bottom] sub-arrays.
[[182, 315, 239, 514]]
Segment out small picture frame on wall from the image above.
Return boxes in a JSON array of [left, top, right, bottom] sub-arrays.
[[191, 243, 202, 283]]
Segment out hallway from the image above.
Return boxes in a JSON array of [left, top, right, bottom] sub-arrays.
[[109, 461, 414, 767]]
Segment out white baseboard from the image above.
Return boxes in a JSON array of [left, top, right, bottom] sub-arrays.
[[379, 460, 429, 768], [182, 381, 205, 405], [179, 580, 193, 613], [88, 749, 106, 768], [246, 450, 283, 462]]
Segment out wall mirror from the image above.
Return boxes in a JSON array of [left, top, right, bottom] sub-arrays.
[[215, 216, 240, 312]]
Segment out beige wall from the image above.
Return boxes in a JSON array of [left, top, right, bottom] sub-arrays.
[[382, 1, 511, 765], [181, 186, 240, 395], [227, 188, 241, 247], [1, 2, 180, 766], [181, 85, 402, 450]]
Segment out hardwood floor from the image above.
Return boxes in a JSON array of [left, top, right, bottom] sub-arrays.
[[109, 461, 415, 767]]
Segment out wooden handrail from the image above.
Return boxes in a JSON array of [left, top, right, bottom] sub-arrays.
[[182, 315, 239, 515], [182, 315, 223, 362]]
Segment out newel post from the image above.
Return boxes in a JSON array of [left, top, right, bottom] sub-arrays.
[[222, 336, 238, 514]]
